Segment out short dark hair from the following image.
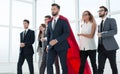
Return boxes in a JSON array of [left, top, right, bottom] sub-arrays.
[[45, 15, 51, 19], [23, 19, 29, 24], [99, 6, 108, 12], [51, 3, 60, 9]]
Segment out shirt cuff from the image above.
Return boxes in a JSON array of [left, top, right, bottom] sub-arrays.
[[45, 37, 47, 41], [47, 45, 49, 48]]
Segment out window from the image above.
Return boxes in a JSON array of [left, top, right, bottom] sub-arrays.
[[14, 0, 33, 3], [36, 0, 52, 28], [69, 22, 80, 44], [110, 0, 120, 12], [35, 30, 40, 62], [24, 0, 33, 2], [12, 1, 33, 28], [55, 0, 76, 21], [10, 28, 23, 62], [79, 0, 107, 18], [0, 27, 9, 62], [0, 0, 9, 25], [111, 14, 120, 62]]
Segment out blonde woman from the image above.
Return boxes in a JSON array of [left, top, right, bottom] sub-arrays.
[[78, 10, 97, 74]]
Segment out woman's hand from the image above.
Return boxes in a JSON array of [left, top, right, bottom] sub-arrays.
[[40, 38, 46, 42], [77, 34, 83, 36]]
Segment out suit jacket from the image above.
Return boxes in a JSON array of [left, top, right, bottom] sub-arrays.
[[20, 29, 35, 55], [98, 18, 119, 51], [47, 16, 70, 51], [37, 31, 47, 52]]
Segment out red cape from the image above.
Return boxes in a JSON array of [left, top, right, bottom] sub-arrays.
[[59, 15, 92, 74]]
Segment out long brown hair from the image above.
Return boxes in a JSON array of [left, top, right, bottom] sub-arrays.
[[82, 10, 96, 24], [38, 24, 46, 39]]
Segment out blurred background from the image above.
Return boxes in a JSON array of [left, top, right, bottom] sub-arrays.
[[0, 0, 120, 74]]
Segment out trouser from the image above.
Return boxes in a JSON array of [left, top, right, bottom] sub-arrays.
[[40, 50, 60, 74], [17, 53, 34, 74], [98, 44, 118, 74], [47, 49, 67, 74], [79, 50, 97, 74]]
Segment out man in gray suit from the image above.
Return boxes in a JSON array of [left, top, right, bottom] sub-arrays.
[[98, 6, 119, 74]]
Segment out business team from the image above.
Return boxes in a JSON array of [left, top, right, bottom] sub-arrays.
[[17, 3, 119, 74]]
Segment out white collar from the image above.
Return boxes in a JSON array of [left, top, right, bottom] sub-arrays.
[[102, 16, 107, 21], [53, 15, 59, 21], [24, 28, 29, 32]]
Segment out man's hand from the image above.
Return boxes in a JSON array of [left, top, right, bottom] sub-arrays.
[[20, 43, 25, 47], [98, 33, 102, 38], [46, 47, 48, 53], [49, 39, 58, 46]]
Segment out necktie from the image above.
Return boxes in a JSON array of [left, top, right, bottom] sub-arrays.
[[99, 20, 104, 44], [53, 19, 56, 30], [100, 20, 104, 32]]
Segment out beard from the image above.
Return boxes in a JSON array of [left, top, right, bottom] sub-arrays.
[[52, 12, 58, 16], [99, 13, 105, 17]]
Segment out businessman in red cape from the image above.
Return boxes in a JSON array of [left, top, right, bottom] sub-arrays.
[[59, 15, 91, 74], [49, 15, 92, 74], [47, 3, 91, 74]]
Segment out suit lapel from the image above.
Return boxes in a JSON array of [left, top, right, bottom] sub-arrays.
[[24, 29, 30, 40], [103, 18, 108, 30], [49, 22, 53, 31], [21, 32, 24, 41], [49, 18, 60, 31], [22, 32, 25, 41]]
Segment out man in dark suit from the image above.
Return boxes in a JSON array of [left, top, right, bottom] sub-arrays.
[[97, 6, 119, 74], [17, 19, 35, 74], [39, 15, 60, 74], [46, 4, 70, 74]]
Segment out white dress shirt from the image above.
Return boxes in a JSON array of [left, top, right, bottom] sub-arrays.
[[52, 15, 59, 29], [102, 16, 107, 27], [24, 28, 29, 33], [23, 28, 29, 38]]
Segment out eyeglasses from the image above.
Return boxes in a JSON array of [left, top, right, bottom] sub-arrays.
[[98, 10, 105, 12]]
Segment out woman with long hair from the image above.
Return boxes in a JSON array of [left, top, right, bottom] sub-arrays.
[[37, 23, 46, 74], [78, 10, 97, 74]]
